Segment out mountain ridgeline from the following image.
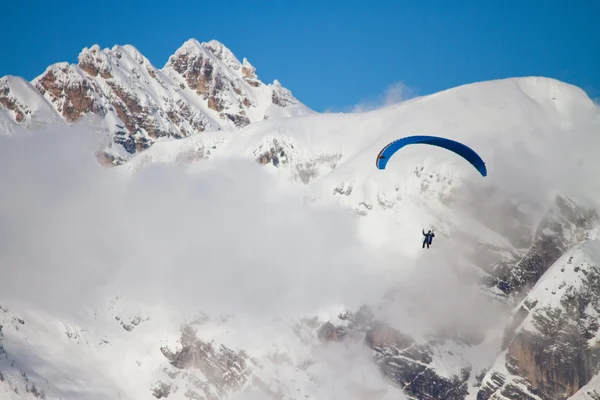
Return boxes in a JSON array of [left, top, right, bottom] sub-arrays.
[[0, 39, 313, 165]]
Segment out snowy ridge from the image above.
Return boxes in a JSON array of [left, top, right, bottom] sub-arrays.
[[0, 76, 62, 131]]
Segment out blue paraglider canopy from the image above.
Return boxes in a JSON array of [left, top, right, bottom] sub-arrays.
[[376, 135, 487, 177]]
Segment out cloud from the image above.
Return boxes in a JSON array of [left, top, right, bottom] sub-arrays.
[[0, 124, 393, 323], [233, 340, 408, 400], [352, 81, 418, 113], [376, 244, 512, 342], [323, 81, 418, 114]]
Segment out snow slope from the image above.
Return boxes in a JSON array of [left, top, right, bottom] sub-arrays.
[[0, 76, 63, 132], [571, 374, 600, 400]]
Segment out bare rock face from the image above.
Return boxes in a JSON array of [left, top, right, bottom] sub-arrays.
[[1, 39, 312, 163]]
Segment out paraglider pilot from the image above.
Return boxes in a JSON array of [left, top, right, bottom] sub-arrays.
[[422, 229, 435, 249]]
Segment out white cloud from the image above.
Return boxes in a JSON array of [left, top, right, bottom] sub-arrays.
[[0, 124, 393, 323], [352, 81, 418, 113]]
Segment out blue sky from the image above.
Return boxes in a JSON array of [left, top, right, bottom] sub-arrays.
[[1, 0, 598, 112]]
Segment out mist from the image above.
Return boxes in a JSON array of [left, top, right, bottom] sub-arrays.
[[352, 81, 418, 113], [0, 125, 393, 323]]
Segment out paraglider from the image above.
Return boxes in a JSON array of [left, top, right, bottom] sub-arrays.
[[375, 135, 486, 249], [375, 135, 487, 177]]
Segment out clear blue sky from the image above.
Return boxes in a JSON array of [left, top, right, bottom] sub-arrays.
[[1, 0, 598, 112]]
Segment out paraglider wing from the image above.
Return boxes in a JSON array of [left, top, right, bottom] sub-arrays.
[[375, 135, 487, 176]]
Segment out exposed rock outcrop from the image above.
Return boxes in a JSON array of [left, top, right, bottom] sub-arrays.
[[480, 239, 600, 400]]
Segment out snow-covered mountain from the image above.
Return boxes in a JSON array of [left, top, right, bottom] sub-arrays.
[[478, 235, 600, 400], [0, 39, 313, 164], [1, 51, 600, 400]]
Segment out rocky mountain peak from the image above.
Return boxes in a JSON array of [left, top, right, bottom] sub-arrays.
[[32, 62, 105, 124], [0, 39, 313, 164], [241, 58, 262, 89], [205, 39, 243, 71], [77, 44, 113, 79]]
